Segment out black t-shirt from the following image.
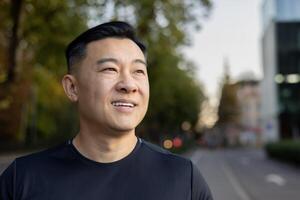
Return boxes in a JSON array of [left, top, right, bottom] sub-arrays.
[[0, 138, 213, 200]]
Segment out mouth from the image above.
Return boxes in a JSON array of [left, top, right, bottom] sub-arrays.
[[111, 100, 137, 108]]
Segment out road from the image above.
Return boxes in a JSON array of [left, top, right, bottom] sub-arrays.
[[187, 148, 300, 200], [1, 148, 299, 200]]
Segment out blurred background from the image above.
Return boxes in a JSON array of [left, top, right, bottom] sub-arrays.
[[0, 0, 299, 199]]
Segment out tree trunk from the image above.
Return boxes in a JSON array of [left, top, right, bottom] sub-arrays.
[[6, 0, 23, 83]]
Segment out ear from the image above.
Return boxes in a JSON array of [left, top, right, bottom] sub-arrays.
[[62, 74, 79, 102]]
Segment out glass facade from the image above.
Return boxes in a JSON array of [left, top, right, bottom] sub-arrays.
[[276, 22, 300, 138], [276, 0, 300, 22], [262, 0, 300, 31]]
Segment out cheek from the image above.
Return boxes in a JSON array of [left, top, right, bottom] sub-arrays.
[[79, 80, 110, 105], [94, 80, 116, 102], [143, 84, 150, 101], [140, 78, 150, 96]]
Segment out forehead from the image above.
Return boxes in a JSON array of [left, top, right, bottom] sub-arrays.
[[85, 38, 145, 60]]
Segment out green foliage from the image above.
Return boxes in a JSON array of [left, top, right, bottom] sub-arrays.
[[23, 0, 87, 141], [0, 0, 89, 143], [0, 0, 211, 145], [33, 67, 77, 138], [22, 0, 90, 75], [265, 140, 300, 166], [147, 64, 204, 131]]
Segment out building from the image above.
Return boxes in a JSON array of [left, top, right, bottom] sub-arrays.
[[261, 0, 300, 142], [236, 72, 261, 146]]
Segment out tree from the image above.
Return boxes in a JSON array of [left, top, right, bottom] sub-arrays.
[[0, 0, 92, 143], [217, 60, 240, 125], [217, 81, 240, 124], [216, 59, 241, 146]]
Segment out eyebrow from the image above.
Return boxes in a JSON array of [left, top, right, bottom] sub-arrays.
[[133, 59, 147, 66], [96, 58, 147, 67]]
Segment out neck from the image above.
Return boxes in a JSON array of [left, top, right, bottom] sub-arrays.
[[73, 125, 138, 163]]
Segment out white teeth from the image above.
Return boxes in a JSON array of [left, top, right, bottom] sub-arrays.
[[112, 102, 134, 107]]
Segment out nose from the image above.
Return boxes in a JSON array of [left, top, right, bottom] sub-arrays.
[[116, 72, 138, 93]]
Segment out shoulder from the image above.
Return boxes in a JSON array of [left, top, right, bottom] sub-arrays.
[[14, 141, 71, 171], [139, 139, 213, 199], [140, 139, 193, 170], [140, 140, 213, 199], [141, 139, 191, 161], [191, 162, 213, 200]]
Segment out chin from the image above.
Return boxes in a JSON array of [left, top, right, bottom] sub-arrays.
[[118, 124, 136, 132], [110, 117, 141, 131], [109, 123, 137, 134], [109, 128, 135, 136]]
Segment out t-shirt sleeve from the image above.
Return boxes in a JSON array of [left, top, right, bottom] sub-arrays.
[[191, 161, 213, 200], [0, 160, 16, 200]]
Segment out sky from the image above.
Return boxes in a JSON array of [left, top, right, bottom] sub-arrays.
[[184, 0, 263, 105]]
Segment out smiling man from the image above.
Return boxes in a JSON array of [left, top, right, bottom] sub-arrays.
[[0, 21, 213, 200]]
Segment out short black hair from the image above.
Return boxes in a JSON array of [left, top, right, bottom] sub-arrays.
[[65, 21, 146, 73]]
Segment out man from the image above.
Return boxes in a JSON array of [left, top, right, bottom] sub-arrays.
[[0, 21, 213, 200]]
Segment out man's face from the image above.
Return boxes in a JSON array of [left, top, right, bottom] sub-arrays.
[[75, 38, 149, 134]]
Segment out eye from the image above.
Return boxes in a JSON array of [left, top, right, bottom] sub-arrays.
[[135, 69, 146, 75], [102, 67, 117, 72]]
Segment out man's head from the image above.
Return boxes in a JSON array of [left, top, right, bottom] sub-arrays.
[[62, 21, 149, 135]]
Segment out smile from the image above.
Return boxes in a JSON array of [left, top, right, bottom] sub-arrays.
[[111, 100, 137, 108]]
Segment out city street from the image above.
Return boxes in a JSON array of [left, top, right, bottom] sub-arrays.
[[1, 148, 299, 200], [187, 148, 300, 200]]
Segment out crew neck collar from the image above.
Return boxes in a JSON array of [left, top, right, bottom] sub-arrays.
[[67, 137, 142, 167]]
